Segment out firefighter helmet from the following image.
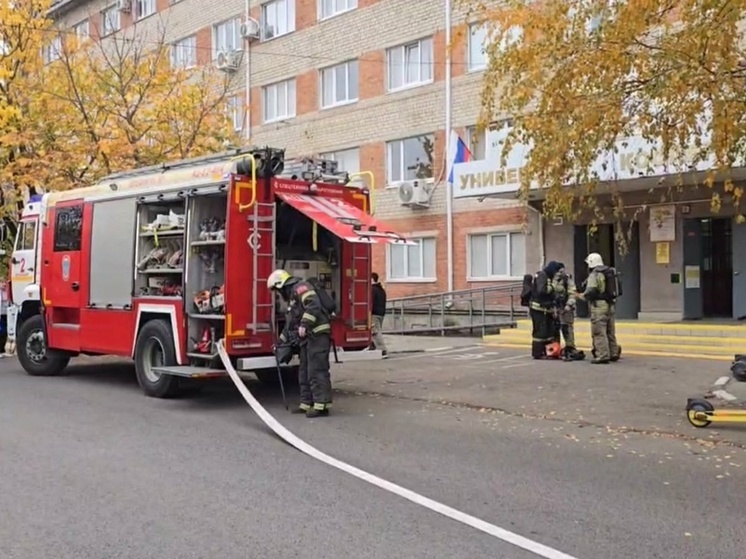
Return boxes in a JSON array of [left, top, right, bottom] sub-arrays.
[[267, 269, 291, 291]]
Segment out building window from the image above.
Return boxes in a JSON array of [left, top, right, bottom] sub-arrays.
[[73, 19, 89, 42], [388, 238, 436, 281], [43, 35, 62, 63], [468, 232, 526, 279], [319, 0, 356, 20], [213, 18, 241, 56], [320, 148, 360, 174], [135, 0, 156, 20], [386, 37, 433, 91], [262, 79, 296, 123], [228, 95, 245, 131], [468, 24, 488, 71], [101, 6, 121, 36], [466, 125, 489, 160], [171, 36, 196, 69], [261, 0, 295, 40], [53, 205, 84, 252], [320, 60, 358, 108], [386, 135, 434, 184]]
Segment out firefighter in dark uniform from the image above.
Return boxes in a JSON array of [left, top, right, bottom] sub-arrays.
[[268, 269, 332, 418], [528, 261, 563, 359]]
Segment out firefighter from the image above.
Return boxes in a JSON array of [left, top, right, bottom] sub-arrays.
[[528, 261, 563, 359], [581, 252, 621, 364], [552, 263, 582, 360], [268, 269, 333, 417]]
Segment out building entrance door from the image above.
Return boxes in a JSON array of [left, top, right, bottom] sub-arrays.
[[701, 218, 732, 317]]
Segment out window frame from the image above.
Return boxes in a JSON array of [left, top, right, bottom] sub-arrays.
[[386, 37, 434, 92], [73, 19, 89, 42], [319, 60, 359, 109], [135, 0, 156, 21], [385, 134, 435, 186], [261, 0, 296, 41], [213, 18, 241, 57], [228, 95, 245, 132], [101, 5, 121, 36], [53, 205, 84, 253], [262, 79, 296, 123], [318, 0, 357, 21], [467, 23, 490, 72], [44, 35, 62, 63], [466, 231, 526, 281], [15, 220, 37, 252], [386, 237, 437, 282], [171, 35, 197, 69]]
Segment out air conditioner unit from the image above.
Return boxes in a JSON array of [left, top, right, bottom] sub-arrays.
[[216, 50, 241, 72], [397, 180, 430, 208], [240, 18, 260, 40], [116, 0, 131, 12]]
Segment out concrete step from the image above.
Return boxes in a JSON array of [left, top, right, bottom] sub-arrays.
[[483, 341, 733, 361], [506, 319, 746, 338], [488, 332, 746, 348]]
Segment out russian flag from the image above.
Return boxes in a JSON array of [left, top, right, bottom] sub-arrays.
[[447, 129, 473, 184]]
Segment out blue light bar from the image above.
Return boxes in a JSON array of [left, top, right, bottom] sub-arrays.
[[29, 195, 42, 203]]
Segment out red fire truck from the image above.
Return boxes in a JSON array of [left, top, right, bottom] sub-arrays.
[[7, 147, 408, 397]]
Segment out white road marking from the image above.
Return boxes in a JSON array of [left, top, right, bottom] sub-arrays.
[[424, 346, 454, 352], [392, 346, 482, 362], [481, 354, 529, 364], [713, 376, 730, 387], [501, 361, 534, 370], [217, 340, 579, 559], [712, 389, 738, 402]]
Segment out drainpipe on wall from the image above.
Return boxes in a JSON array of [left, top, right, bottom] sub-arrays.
[[444, 0, 454, 293], [244, 0, 252, 142]]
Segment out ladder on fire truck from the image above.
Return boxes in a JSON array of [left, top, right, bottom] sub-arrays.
[[350, 243, 371, 329], [250, 200, 276, 333]]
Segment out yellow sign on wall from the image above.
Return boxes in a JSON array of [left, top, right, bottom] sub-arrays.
[[655, 242, 670, 264]]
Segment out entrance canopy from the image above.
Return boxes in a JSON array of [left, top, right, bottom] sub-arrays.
[[276, 193, 412, 245]]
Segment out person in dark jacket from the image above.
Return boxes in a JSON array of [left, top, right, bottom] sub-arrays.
[[529, 260, 563, 359], [370, 272, 388, 357], [268, 269, 332, 418]]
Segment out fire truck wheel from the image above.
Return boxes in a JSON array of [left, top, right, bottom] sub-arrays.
[[134, 319, 182, 399], [17, 314, 70, 377]]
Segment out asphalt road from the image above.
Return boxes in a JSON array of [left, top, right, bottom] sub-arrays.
[[2, 355, 745, 559]]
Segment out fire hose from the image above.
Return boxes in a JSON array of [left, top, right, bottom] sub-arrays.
[[215, 339, 577, 559]]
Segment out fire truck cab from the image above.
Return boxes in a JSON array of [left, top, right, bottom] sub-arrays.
[[8, 147, 408, 398]]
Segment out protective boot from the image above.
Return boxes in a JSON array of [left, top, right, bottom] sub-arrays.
[[610, 346, 622, 362], [306, 408, 330, 418], [591, 358, 610, 365]]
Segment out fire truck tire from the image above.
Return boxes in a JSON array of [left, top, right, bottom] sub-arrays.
[[17, 315, 70, 377], [134, 319, 182, 399]]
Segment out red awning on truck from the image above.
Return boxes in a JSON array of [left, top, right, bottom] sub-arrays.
[[276, 193, 411, 245]]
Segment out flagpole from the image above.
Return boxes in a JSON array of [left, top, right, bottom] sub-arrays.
[[445, 0, 454, 294]]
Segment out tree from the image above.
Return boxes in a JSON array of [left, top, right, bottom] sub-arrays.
[[0, 0, 52, 214], [24, 19, 240, 191], [466, 0, 746, 220]]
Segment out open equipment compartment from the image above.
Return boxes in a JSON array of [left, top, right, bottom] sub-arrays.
[[273, 199, 342, 331], [134, 195, 186, 298], [185, 191, 227, 364]]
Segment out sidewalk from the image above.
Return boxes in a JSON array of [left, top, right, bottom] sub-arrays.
[[336, 336, 746, 447]]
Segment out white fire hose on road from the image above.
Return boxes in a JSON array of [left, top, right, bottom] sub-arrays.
[[216, 340, 577, 559]]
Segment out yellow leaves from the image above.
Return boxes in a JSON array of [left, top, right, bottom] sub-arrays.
[[468, 0, 746, 221], [0, 19, 239, 195]]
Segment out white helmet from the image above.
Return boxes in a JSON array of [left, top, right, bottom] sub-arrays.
[[267, 269, 291, 290], [585, 252, 604, 268]]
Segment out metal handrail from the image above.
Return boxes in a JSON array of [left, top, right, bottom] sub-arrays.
[[384, 282, 526, 336]]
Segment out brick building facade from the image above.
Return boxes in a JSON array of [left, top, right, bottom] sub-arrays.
[[49, 0, 536, 298]]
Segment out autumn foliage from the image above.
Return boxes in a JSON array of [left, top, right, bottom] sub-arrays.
[[0, 0, 239, 211], [466, 0, 746, 217]]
